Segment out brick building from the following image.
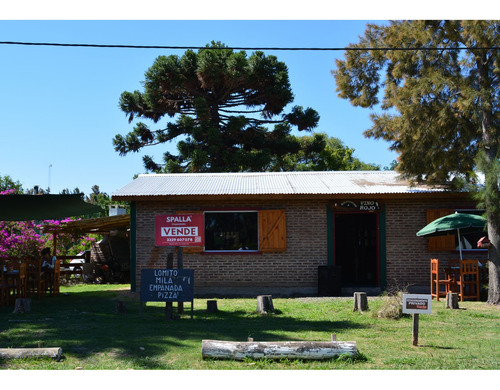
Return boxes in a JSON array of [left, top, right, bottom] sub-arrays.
[[112, 171, 488, 297]]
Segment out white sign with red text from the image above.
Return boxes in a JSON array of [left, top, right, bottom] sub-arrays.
[[155, 214, 204, 247]]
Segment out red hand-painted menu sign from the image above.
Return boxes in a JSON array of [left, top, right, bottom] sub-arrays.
[[155, 214, 204, 247]]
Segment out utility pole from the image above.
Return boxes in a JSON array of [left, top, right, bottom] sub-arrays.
[[48, 164, 52, 193]]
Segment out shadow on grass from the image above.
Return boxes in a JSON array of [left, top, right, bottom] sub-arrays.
[[0, 287, 367, 369]]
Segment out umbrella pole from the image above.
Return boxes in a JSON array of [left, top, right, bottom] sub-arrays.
[[457, 228, 463, 260]]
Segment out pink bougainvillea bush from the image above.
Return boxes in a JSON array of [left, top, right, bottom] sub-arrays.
[[0, 190, 96, 259]]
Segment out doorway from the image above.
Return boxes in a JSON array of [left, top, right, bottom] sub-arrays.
[[334, 213, 379, 287]]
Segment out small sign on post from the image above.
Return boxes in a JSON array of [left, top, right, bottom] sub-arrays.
[[402, 294, 432, 346], [140, 269, 195, 319]]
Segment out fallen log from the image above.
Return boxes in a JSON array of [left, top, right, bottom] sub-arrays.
[[0, 347, 62, 361], [201, 339, 357, 360]]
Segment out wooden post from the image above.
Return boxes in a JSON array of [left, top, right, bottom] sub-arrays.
[[412, 313, 419, 346], [177, 247, 184, 314], [446, 292, 459, 309], [207, 300, 218, 313], [256, 295, 274, 314], [353, 292, 368, 312], [166, 253, 174, 320], [115, 300, 127, 314]]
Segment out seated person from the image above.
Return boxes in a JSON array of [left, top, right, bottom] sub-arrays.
[[41, 247, 56, 271]]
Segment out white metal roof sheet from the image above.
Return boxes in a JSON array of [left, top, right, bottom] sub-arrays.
[[112, 171, 446, 197]]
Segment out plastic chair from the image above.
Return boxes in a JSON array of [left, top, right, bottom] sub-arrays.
[[456, 259, 480, 301]]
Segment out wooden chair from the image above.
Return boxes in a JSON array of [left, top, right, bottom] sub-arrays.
[[17, 262, 27, 298], [25, 258, 46, 297], [456, 259, 480, 301], [431, 258, 452, 301], [7, 262, 27, 300], [0, 263, 8, 307], [47, 260, 60, 296], [444, 259, 461, 293]]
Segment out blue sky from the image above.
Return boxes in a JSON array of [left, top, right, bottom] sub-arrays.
[[0, 3, 488, 197]]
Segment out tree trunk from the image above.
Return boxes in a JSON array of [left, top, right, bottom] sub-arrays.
[[201, 340, 357, 360], [256, 295, 274, 314], [478, 56, 500, 306]]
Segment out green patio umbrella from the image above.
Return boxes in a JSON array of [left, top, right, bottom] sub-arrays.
[[416, 212, 487, 259]]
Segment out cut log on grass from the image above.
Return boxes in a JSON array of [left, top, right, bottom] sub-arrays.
[[446, 292, 459, 309], [201, 340, 357, 360], [353, 292, 368, 312], [0, 347, 62, 361], [13, 298, 31, 314], [256, 295, 274, 314], [207, 300, 218, 313], [115, 300, 127, 314]]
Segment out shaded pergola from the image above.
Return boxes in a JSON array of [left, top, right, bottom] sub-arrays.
[[0, 194, 113, 255], [41, 214, 130, 235], [0, 194, 103, 221]]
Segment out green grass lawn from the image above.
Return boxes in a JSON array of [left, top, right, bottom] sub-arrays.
[[1, 284, 499, 370]]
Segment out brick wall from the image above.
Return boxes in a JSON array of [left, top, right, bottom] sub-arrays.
[[134, 196, 488, 296], [135, 199, 328, 296], [384, 198, 488, 290]]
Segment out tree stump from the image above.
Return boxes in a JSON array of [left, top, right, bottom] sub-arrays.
[[115, 300, 127, 314], [207, 300, 218, 313], [353, 292, 368, 312], [446, 292, 459, 309], [256, 295, 274, 314], [13, 298, 31, 314]]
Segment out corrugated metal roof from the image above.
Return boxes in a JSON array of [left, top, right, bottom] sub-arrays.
[[112, 171, 447, 197]]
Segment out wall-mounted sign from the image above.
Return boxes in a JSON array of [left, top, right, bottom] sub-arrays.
[[402, 294, 432, 314], [140, 269, 194, 302], [155, 214, 204, 247], [331, 200, 381, 212]]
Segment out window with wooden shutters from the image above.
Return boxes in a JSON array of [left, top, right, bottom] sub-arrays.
[[259, 209, 286, 252], [426, 209, 455, 251], [179, 209, 287, 252]]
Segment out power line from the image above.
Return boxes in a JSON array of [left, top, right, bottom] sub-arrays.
[[0, 40, 499, 51]]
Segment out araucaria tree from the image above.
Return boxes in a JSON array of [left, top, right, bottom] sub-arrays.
[[113, 41, 319, 173], [334, 20, 500, 305]]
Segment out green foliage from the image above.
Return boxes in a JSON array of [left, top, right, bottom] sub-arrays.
[[334, 20, 500, 304], [268, 133, 380, 171], [0, 173, 23, 193], [334, 20, 500, 186], [113, 41, 320, 173]]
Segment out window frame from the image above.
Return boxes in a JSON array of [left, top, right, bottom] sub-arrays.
[[203, 210, 260, 253]]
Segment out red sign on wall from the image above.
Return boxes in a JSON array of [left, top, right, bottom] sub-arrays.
[[155, 214, 205, 247]]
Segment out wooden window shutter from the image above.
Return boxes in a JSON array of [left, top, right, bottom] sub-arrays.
[[426, 209, 455, 251], [176, 211, 204, 253], [259, 210, 286, 252]]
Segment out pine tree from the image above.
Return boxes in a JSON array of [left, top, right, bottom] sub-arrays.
[[113, 41, 319, 173], [334, 20, 500, 305]]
